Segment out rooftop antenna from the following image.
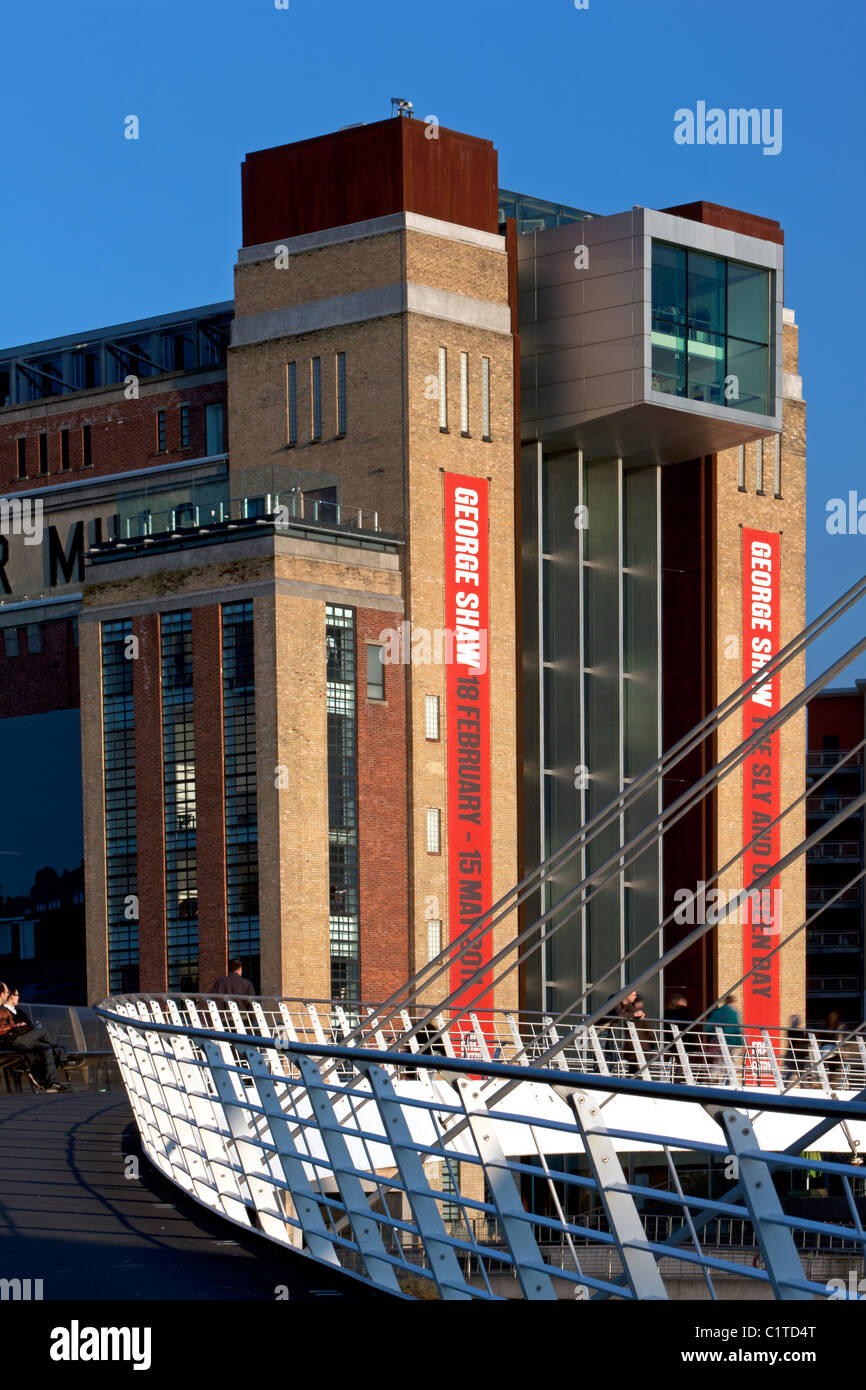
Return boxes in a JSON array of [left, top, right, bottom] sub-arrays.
[[390, 97, 414, 119]]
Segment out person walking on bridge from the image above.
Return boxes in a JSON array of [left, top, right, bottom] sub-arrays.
[[706, 994, 745, 1082], [211, 960, 256, 997]]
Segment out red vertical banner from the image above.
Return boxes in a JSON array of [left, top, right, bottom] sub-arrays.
[[741, 528, 782, 1084], [444, 475, 493, 1049]]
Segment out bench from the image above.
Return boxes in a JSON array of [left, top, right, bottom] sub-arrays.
[[0, 1049, 116, 1093]]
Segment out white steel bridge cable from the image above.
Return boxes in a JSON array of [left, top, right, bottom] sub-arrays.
[[343, 573, 866, 1037], [382, 629, 866, 1051]]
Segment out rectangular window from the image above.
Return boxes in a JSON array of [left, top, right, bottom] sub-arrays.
[[156, 410, 166, 453], [286, 362, 297, 446], [438, 348, 448, 431], [4, 628, 19, 658], [336, 351, 347, 436], [460, 351, 469, 436], [0, 923, 11, 954], [60, 429, 70, 471], [482, 356, 491, 440], [161, 610, 198, 993], [737, 444, 745, 491], [205, 402, 224, 455], [19, 922, 35, 959], [755, 438, 764, 494], [426, 807, 441, 854], [366, 643, 385, 700], [311, 357, 322, 441], [179, 405, 190, 447], [773, 435, 781, 498], [223, 601, 259, 976], [26, 624, 41, 654], [427, 918, 443, 963], [651, 241, 771, 414], [82, 424, 92, 467], [38, 433, 48, 474], [425, 694, 440, 740], [16, 438, 26, 478], [102, 617, 139, 993]]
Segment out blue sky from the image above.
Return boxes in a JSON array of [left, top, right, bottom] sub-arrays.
[[1, 0, 863, 682]]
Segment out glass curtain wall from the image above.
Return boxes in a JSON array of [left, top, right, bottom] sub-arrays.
[[651, 242, 772, 415], [526, 451, 662, 1017]]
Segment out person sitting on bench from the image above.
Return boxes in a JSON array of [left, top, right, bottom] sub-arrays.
[[0, 986, 68, 1092]]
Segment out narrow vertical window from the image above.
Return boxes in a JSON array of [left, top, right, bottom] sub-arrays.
[[427, 918, 443, 962], [156, 410, 166, 453], [223, 601, 259, 984], [482, 356, 491, 441], [179, 405, 190, 447], [16, 437, 26, 478], [161, 610, 198, 993], [425, 694, 440, 740], [755, 439, 764, 494], [326, 605, 359, 1000], [286, 362, 297, 446], [426, 808, 441, 854], [82, 424, 92, 467], [205, 402, 224, 455], [737, 444, 745, 491], [438, 347, 448, 431], [773, 435, 781, 498], [38, 433, 48, 474], [4, 629, 19, 658], [102, 618, 138, 992], [26, 624, 41, 654], [460, 351, 469, 436], [336, 351, 347, 436], [311, 357, 322, 441], [366, 643, 385, 700], [60, 429, 70, 471]]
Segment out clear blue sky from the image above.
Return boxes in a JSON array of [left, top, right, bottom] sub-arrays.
[[1, 0, 863, 683]]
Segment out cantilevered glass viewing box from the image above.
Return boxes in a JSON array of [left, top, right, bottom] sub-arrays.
[[518, 205, 783, 462]]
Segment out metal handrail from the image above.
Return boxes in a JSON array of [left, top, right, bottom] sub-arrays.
[[97, 997, 866, 1301]]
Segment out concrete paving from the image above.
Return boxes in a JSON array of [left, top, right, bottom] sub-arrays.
[[0, 1092, 380, 1301]]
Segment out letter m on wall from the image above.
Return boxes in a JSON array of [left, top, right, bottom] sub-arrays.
[[48, 521, 84, 587]]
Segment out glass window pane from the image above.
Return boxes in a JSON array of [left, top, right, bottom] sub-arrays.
[[366, 643, 384, 700], [687, 330, 726, 405], [651, 318, 685, 397], [727, 261, 769, 345], [726, 338, 769, 414], [651, 243, 686, 327], [687, 252, 726, 338]]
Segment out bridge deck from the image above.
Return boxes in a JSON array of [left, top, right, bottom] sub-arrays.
[[0, 1093, 379, 1301]]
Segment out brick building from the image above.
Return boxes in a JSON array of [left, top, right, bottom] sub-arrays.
[[0, 114, 807, 1028]]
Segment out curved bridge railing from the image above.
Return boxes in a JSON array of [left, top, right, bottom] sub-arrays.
[[97, 995, 866, 1301]]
